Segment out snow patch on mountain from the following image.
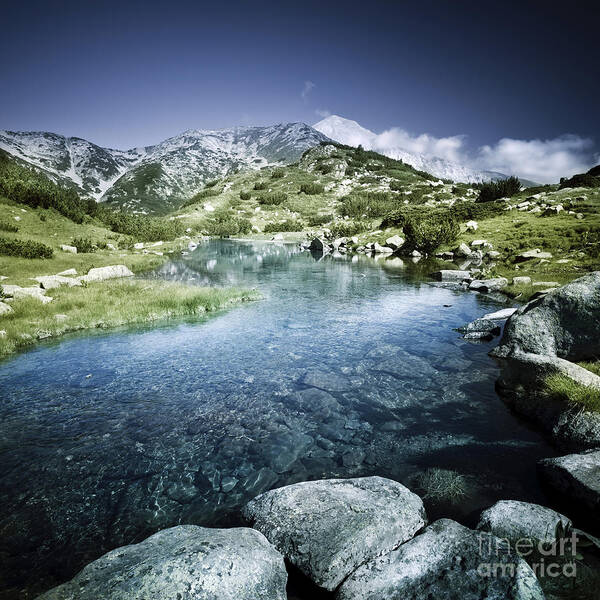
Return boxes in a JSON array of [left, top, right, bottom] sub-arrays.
[[313, 115, 507, 183]]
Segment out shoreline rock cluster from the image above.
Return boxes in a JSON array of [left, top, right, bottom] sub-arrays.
[[40, 476, 571, 600]]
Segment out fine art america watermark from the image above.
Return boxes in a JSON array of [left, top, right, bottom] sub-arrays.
[[477, 529, 580, 579]]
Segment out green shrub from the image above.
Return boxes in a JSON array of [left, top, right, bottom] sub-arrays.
[[239, 191, 251, 201], [271, 169, 285, 179], [329, 220, 369, 237], [0, 220, 18, 233], [402, 212, 459, 254], [476, 176, 521, 202], [300, 182, 324, 195], [449, 200, 506, 222], [100, 211, 183, 242], [389, 181, 404, 191], [254, 181, 268, 191], [263, 219, 304, 233], [339, 192, 399, 218], [0, 237, 53, 258], [180, 188, 220, 208], [319, 164, 333, 175], [307, 214, 333, 226], [205, 215, 252, 237], [258, 192, 287, 206], [204, 179, 219, 188], [559, 173, 600, 189], [71, 237, 96, 253]]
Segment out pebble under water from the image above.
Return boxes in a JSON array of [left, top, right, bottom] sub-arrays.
[[0, 240, 557, 599]]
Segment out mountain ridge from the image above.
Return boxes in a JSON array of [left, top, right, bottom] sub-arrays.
[[0, 123, 330, 213]]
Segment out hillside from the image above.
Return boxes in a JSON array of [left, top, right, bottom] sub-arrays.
[[0, 123, 330, 215]]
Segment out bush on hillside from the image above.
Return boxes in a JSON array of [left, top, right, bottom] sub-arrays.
[[307, 214, 333, 226], [328, 220, 369, 237], [449, 200, 506, 222], [588, 165, 600, 177], [239, 191, 251, 201], [204, 215, 252, 237], [271, 169, 285, 179], [71, 237, 96, 253], [100, 211, 183, 242], [254, 181, 268, 191], [299, 182, 324, 195], [559, 173, 600, 189], [204, 179, 219, 188], [180, 188, 220, 208], [476, 176, 521, 202], [263, 219, 304, 233], [258, 192, 287, 206], [339, 192, 400, 219], [319, 164, 333, 175], [0, 237, 53, 259], [0, 220, 19, 233]]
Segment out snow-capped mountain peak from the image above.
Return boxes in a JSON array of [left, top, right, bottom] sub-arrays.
[[313, 115, 507, 183]]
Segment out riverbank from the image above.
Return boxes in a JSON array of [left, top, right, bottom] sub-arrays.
[[0, 279, 259, 359]]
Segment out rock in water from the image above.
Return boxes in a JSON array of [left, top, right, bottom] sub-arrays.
[[81, 265, 135, 283], [477, 500, 571, 546], [538, 450, 600, 515], [37, 525, 287, 600], [492, 272, 600, 361], [429, 270, 471, 282], [337, 519, 544, 600], [242, 476, 426, 591]]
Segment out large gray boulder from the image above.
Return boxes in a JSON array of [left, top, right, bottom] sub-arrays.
[[37, 525, 287, 600], [477, 500, 571, 546], [429, 270, 471, 282], [492, 272, 600, 361], [34, 275, 82, 290], [538, 450, 600, 516], [81, 265, 134, 283], [337, 519, 544, 600], [242, 476, 426, 591]]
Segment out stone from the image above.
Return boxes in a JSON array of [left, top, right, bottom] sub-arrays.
[[271, 234, 284, 241], [34, 275, 83, 290], [133, 242, 144, 249], [538, 450, 600, 515], [515, 249, 553, 262], [37, 525, 287, 600], [385, 235, 404, 251], [332, 237, 347, 250], [60, 244, 77, 254], [337, 519, 543, 600], [477, 500, 571, 546], [410, 250, 422, 257], [81, 265, 135, 283], [373, 242, 393, 254], [57, 269, 77, 276], [457, 318, 501, 336], [468, 278, 508, 293], [455, 242, 472, 257], [302, 369, 351, 392], [492, 272, 600, 361], [106, 243, 117, 250], [470, 239, 487, 247], [309, 237, 330, 253], [429, 270, 471, 282], [465, 220, 478, 231], [512, 276, 532, 285], [482, 308, 517, 321], [0, 301, 13, 315], [242, 477, 426, 591]]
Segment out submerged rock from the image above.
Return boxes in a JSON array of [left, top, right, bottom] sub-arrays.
[[37, 525, 287, 600], [242, 476, 426, 591], [477, 500, 571, 546], [337, 519, 544, 600], [429, 270, 471, 282]]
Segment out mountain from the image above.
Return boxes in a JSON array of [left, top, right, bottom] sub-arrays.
[[313, 115, 510, 184], [0, 123, 329, 214]]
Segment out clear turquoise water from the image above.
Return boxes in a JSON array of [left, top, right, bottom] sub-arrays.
[[0, 240, 555, 598]]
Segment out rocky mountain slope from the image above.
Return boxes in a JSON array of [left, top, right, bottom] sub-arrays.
[[0, 123, 330, 214], [313, 115, 510, 184]]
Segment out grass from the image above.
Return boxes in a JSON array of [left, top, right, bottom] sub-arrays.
[[544, 373, 600, 413], [0, 280, 259, 359], [412, 468, 469, 503], [579, 361, 600, 376]]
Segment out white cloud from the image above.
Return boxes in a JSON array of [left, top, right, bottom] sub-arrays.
[[474, 135, 598, 183], [301, 80, 315, 101], [315, 108, 331, 118], [373, 128, 467, 164]]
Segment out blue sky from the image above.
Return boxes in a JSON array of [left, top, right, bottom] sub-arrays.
[[1, 0, 598, 180]]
